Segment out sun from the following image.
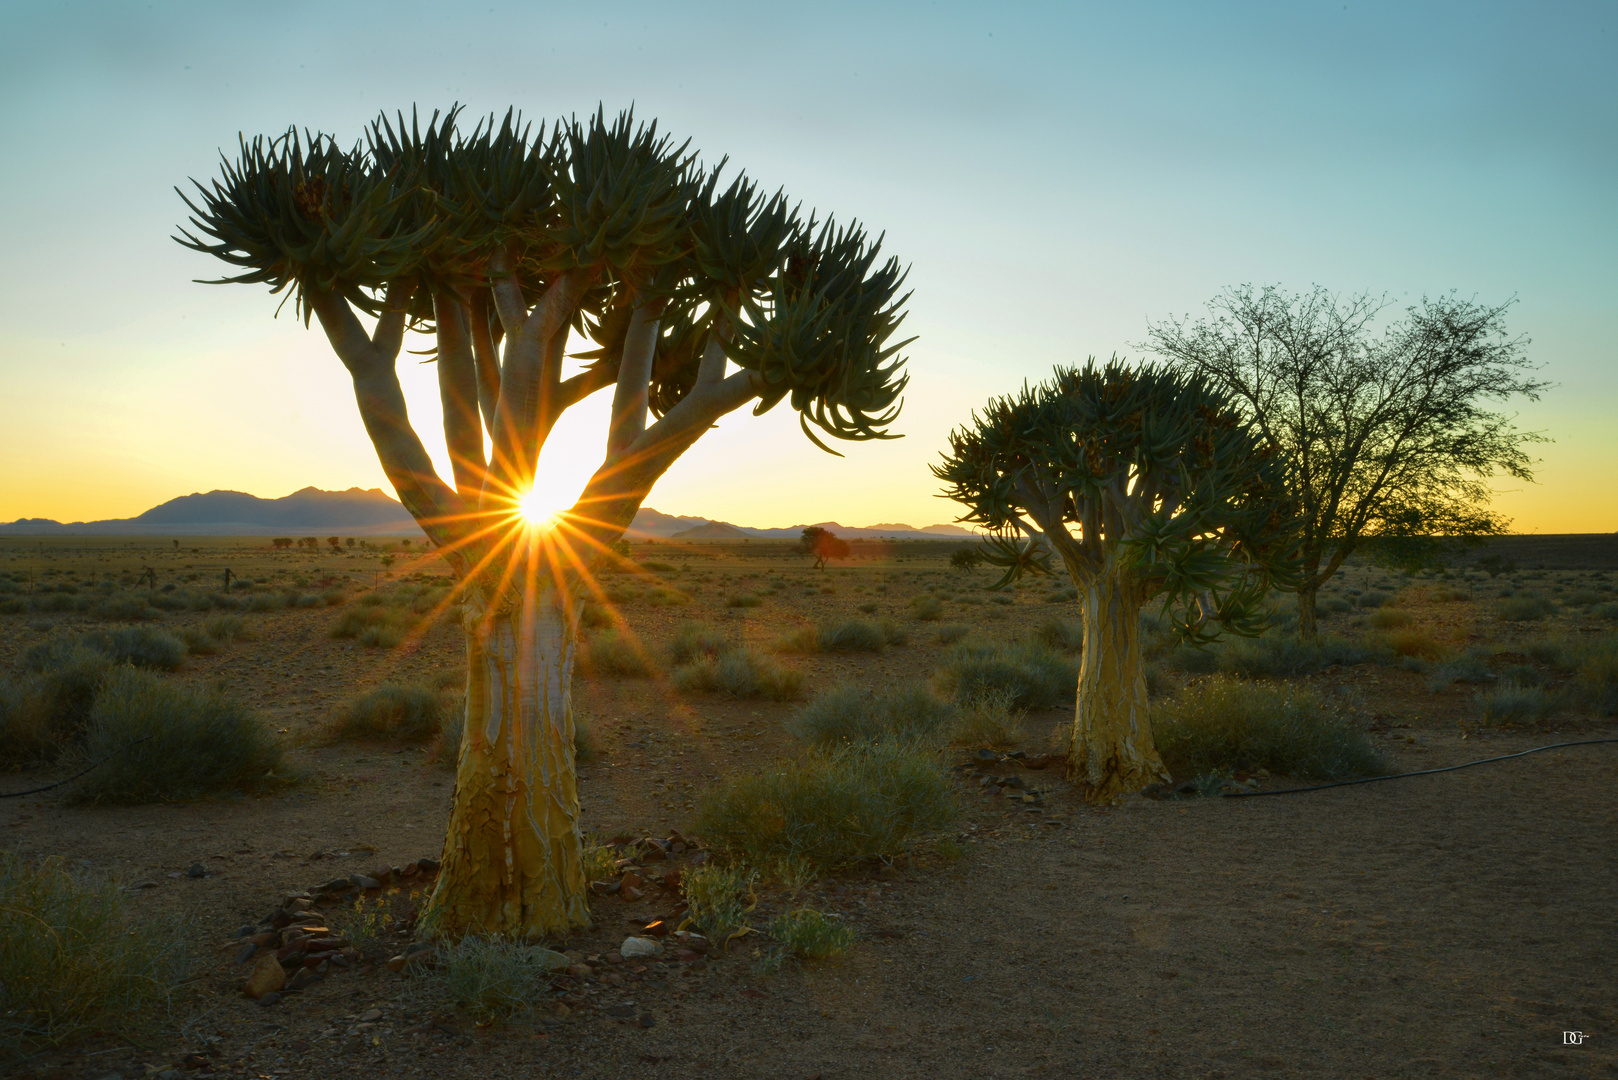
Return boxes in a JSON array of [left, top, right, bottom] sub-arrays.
[[516, 488, 562, 529]]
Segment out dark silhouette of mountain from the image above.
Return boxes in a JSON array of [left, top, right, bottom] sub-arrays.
[[0, 487, 422, 536]]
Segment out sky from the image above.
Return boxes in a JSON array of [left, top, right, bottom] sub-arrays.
[[0, 1, 1613, 532]]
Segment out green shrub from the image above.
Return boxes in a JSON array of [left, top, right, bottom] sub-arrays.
[[1568, 635, 1618, 716], [1368, 609, 1412, 629], [0, 676, 58, 770], [1035, 616, 1083, 652], [1426, 651, 1494, 690], [1043, 587, 1078, 604], [793, 682, 956, 747], [1152, 676, 1386, 782], [331, 605, 412, 647], [82, 627, 187, 671], [1210, 633, 1381, 678], [91, 595, 160, 621], [178, 628, 219, 656], [949, 689, 1024, 748], [326, 684, 443, 744], [817, 618, 888, 653], [586, 629, 658, 677], [579, 603, 614, 629], [934, 624, 970, 645], [770, 907, 853, 961], [434, 937, 557, 1022], [934, 641, 1077, 709], [1319, 596, 1354, 615], [204, 613, 252, 641], [1495, 594, 1556, 622], [0, 854, 189, 1058], [667, 622, 731, 665], [680, 863, 755, 943], [672, 649, 803, 701], [727, 594, 762, 608], [909, 595, 944, 621], [1591, 602, 1618, 622], [1475, 683, 1556, 725], [774, 626, 821, 655], [856, 602, 878, 614], [1355, 590, 1391, 609], [697, 740, 957, 872], [68, 668, 285, 804], [648, 587, 689, 607], [1375, 628, 1446, 661]]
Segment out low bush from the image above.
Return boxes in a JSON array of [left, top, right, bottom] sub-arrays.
[[1495, 594, 1556, 622], [1208, 633, 1381, 678], [667, 622, 731, 665], [204, 613, 252, 642], [1035, 616, 1084, 652], [726, 594, 762, 608], [84, 627, 188, 671], [934, 641, 1077, 709], [0, 854, 189, 1059], [1368, 609, 1412, 629], [330, 605, 412, 648], [0, 676, 58, 769], [586, 630, 658, 677], [1426, 651, 1495, 690], [680, 863, 755, 944], [793, 682, 956, 747], [1319, 596, 1354, 615], [1153, 676, 1386, 781], [326, 684, 444, 744], [770, 907, 853, 961], [68, 668, 285, 804], [909, 595, 944, 621], [434, 937, 557, 1022], [949, 689, 1024, 748], [1475, 683, 1556, 726], [1355, 590, 1391, 609], [934, 624, 970, 645], [1375, 628, 1447, 661], [672, 648, 804, 701], [1591, 602, 1618, 622], [817, 619, 889, 653], [1568, 635, 1618, 716], [697, 740, 957, 872]]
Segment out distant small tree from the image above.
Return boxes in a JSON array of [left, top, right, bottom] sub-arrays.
[[935, 359, 1299, 802], [799, 526, 848, 569], [272, 537, 293, 550], [949, 547, 984, 572], [300, 536, 318, 549], [327, 536, 342, 551], [345, 537, 356, 548], [1145, 285, 1546, 639]]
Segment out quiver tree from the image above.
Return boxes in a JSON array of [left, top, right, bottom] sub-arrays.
[[934, 360, 1299, 802], [799, 526, 848, 569], [176, 106, 912, 938]]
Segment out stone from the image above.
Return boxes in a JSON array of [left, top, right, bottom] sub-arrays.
[[621, 885, 644, 902], [638, 1012, 656, 1028], [526, 947, 572, 972], [621, 871, 644, 890], [286, 967, 322, 993], [641, 920, 670, 938], [620, 936, 660, 959], [360, 1008, 383, 1022], [243, 955, 286, 999], [187, 863, 206, 879], [256, 991, 282, 1008], [348, 873, 382, 890], [416, 857, 440, 874], [317, 878, 352, 894], [590, 880, 621, 896], [234, 924, 257, 939], [233, 943, 258, 965], [661, 869, 683, 891]]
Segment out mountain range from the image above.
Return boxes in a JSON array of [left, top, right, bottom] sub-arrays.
[[0, 488, 976, 541]]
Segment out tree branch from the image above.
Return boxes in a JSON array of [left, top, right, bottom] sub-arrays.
[[607, 302, 659, 460], [466, 291, 502, 440], [487, 247, 527, 337], [434, 291, 488, 503]]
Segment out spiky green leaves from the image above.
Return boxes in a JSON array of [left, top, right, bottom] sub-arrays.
[[935, 359, 1300, 638]]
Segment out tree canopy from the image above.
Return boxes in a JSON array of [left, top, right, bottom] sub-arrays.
[[176, 106, 913, 590], [1143, 285, 1545, 636]]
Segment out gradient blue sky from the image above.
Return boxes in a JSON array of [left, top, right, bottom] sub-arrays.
[[1, 1, 1612, 531]]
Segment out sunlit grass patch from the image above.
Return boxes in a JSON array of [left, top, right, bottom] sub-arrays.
[[934, 640, 1076, 709], [585, 629, 659, 677], [697, 740, 957, 873], [672, 648, 804, 701], [1152, 675, 1386, 782], [0, 854, 189, 1060], [325, 683, 445, 744], [68, 668, 285, 804], [769, 907, 853, 961]]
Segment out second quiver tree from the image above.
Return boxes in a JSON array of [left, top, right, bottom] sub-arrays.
[[175, 106, 913, 939], [934, 360, 1300, 803]]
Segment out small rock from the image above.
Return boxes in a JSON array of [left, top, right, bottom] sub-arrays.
[[243, 955, 286, 999], [621, 885, 644, 902], [638, 1012, 656, 1028], [348, 873, 382, 890], [405, 941, 437, 957], [360, 1008, 383, 1022], [526, 947, 572, 972], [317, 878, 351, 894], [640, 845, 667, 862], [590, 880, 622, 896], [687, 851, 708, 867], [187, 863, 206, 879], [416, 857, 441, 874], [385, 955, 408, 973], [621, 870, 644, 890], [286, 967, 322, 993], [233, 943, 258, 965], [620, 936, 660, 959], [288, 1040, 311, 1053], [661, 869, 682, 891], [256, 991, 281, 1008], [126, 880, 159, 890], [641, 920, 670, 938], [234, 924, 257, 939], [670, 841, 686, 855]]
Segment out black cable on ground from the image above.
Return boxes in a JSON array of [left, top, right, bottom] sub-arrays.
[[1222, 737, 1618, 798], [0, 735, 154, 799]]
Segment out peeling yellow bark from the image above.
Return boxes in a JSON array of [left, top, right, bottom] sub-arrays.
[[1068, 567, 1170, 803], [421, 593, 590, 939]]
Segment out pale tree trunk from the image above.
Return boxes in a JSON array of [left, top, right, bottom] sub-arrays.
[[1068, 566, 1170, 803], [422, 590, 590, 939]]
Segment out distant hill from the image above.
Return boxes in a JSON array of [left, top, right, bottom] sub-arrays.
[[1, 489, 976, 541], [0, 487, 423, 537]]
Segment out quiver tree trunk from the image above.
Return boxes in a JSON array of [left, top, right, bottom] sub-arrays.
[[1068, 567, 1169, 802], [1296, 584, 1320, 641], [422, 592, 591, 939]]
